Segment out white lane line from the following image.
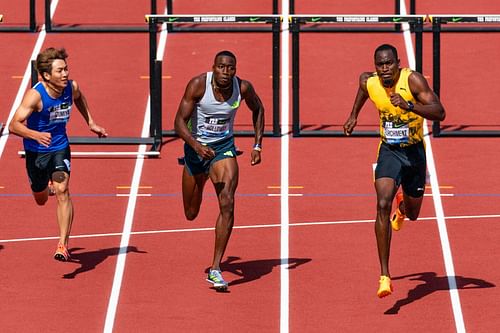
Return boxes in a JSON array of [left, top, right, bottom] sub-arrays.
[[280, 2, 291, 333], [400, 1, 465, 332], [102, 6, 170, 333], [0, 0, 60, 158], [2, 213, 498, 244]]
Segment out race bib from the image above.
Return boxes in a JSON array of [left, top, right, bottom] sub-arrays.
[[384, 122, 409, 145], [49, 102, 71, 123], [202, 117, 230, 137]]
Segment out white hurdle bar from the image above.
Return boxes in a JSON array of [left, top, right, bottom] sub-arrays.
[[18, 151, 160, 157]]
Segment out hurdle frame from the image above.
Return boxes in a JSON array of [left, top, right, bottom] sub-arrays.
[[146, 14, 282, 138], [0, 0, 37, 32], [29, 57, 161, 152], [44, 0, 157, 33], [290, 15, 425, 137], [431, 15, 500, 137]]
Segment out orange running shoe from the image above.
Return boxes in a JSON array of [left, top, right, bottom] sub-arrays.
[[54, 243, 70, 262], [390, 192, 406, 231], [377, 275, 393, 298]]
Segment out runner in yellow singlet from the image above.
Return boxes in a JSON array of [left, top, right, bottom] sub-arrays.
[[344, 44, 445, 298]]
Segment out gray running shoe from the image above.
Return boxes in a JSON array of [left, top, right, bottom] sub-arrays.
[[206, 269, 228, 290]]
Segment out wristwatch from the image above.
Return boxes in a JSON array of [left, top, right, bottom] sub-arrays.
[[407, 101, 414, 111]]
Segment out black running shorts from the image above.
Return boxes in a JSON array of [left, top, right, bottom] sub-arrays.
[[375, 141, 426, 198], [25, 146, 71, 193]]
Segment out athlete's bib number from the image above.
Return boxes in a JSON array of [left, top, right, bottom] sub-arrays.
[[384, 122, 409, 144], [202, 117, 229, 137], [49, 102, 71, 123]]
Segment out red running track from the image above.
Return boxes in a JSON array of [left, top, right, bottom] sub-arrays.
[[1, 1, 500, 332]]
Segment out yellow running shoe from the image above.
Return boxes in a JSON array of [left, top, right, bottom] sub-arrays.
[[377, 275, 393, 298], [390, 192, 406, 231]]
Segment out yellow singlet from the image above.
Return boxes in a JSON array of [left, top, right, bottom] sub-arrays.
[[367, 68, 423, 146]]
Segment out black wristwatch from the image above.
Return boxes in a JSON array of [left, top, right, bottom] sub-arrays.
[[407, 101, 414, 111]]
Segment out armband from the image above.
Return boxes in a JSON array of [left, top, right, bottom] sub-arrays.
[[253, 143, 262, 152]]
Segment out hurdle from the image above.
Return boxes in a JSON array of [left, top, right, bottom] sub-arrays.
[[0, 0, 37, 32], [290, 15, 425, 137], [145, 14, 282, 138], [44, 0, 157, 33], [27, 57, 161, 154], [431, 15, 500, 137]]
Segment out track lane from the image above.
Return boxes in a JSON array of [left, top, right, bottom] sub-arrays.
[[113, 135, 283, 331], [288, 137, 457, 332], [0, 4, 152, 330], [431, 138, 500, 333], [288, 2, 463, 330], [417, 2, 500, 332], [2, 0, 500, 332]]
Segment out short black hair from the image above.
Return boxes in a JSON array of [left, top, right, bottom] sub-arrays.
[[214, 50, 236, 64], [374, 44, 398, 60]]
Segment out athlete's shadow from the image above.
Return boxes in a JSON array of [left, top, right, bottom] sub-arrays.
[[385, 272, 495, 315], [63, 246, 147, 279], [213, 256, 312, 287]]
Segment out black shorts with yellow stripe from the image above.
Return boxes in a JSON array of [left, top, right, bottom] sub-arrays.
[[375, 141, 426, 198], [184, 136, 237, 176]]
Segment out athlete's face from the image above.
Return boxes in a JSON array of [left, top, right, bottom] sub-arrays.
[[212, 55, 236, 89], [44, 59, 69, 88], [374, 50, 400, 88]]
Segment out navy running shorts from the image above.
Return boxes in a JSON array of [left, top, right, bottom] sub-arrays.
[[183, 136, 237, 176]]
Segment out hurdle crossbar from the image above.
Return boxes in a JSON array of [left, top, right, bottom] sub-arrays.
[[45, 0, 157, 33], [427, 14, 500, 33], [69, 137, 156, 145], [63, 133, 159, 152], [290, 15, 425, 137], [146, 14, 282, 138], [431, 15, 500, 137], [288, 0, 415, 16], [18, 150, 160, 158], [165, 0, 279, 32], [288, 0, 415, 33], [0, 0, 37, 32]]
